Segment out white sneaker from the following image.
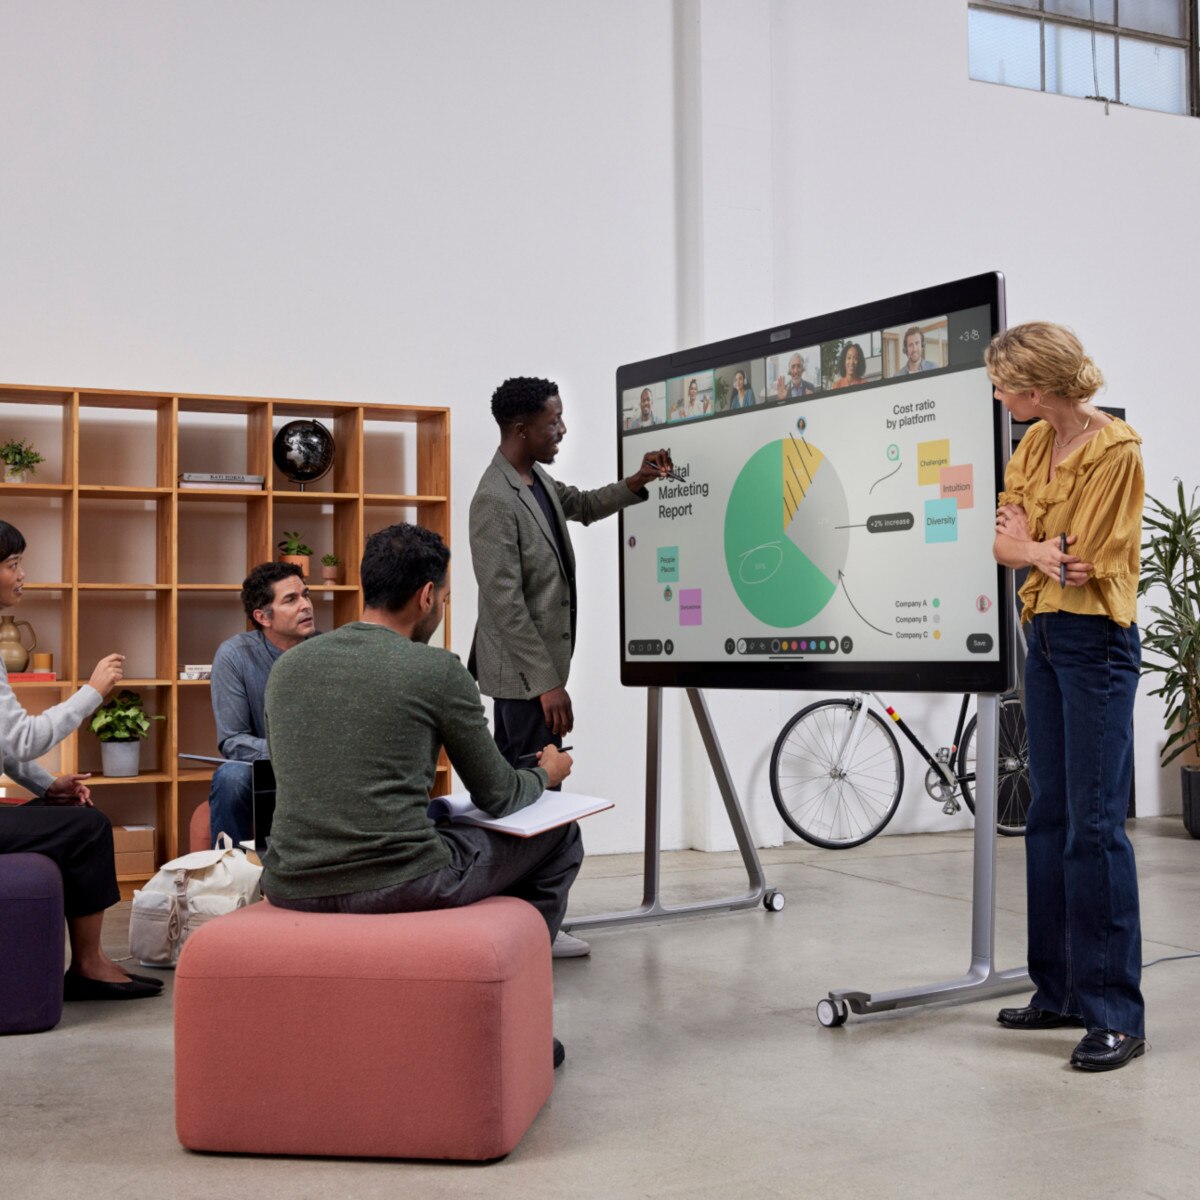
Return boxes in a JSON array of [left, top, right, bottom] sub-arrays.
[[552, 930, 591, 959]]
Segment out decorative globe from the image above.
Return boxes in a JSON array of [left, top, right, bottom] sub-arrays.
[[273, 420, 335, 485]]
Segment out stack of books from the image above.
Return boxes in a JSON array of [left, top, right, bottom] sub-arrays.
[[179, 664, 212, 680], [7, 670, 58, 682], [178, 472, 265, 490]]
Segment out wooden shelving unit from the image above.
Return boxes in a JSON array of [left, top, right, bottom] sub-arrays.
[[0, 383, 452, 882]]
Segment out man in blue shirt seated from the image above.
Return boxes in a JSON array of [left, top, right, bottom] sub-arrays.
[[206, 563, 316, 846]]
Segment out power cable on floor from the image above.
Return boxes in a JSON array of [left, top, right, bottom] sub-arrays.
[[1144, 952, 1200, 968]]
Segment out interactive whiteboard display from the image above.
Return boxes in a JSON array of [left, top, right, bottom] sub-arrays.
[[616, 273, 1013, 693]]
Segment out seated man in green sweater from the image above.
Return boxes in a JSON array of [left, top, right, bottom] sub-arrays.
[[261, 523, 578, 1066]]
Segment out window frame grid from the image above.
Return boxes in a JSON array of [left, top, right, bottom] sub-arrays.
[[969, 0, 1200, 116]]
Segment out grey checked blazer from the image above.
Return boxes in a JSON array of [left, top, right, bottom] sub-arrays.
[[469, 450, 646, 699]]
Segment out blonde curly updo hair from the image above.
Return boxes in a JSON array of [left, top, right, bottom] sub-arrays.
[[984, 321, 1104, 403]]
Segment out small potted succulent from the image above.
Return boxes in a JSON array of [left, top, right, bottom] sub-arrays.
[[1139, 480, 1200, 837], [1, 438, 46, 483], [320, 552, 341, 583], [90, 689, 166, 778], [277, 531, 313, 577]]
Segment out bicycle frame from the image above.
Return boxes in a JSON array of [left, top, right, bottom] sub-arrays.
[[837, 692, 972, 794]]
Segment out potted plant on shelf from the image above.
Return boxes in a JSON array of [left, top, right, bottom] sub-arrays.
[[1, 438, 45, 483], [320, 553, 341, 582], [89, 689, 166, 778], [277, 531, 313, 577], [1139, 479, 1200, 838]]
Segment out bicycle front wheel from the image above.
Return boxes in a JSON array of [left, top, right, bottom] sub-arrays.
[[770, 699, 904, 849], [959, 694, 1031, 836]]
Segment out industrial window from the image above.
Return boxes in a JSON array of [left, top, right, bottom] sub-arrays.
[[968, 2, 1199, 116]]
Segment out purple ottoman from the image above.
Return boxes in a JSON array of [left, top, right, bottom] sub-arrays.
[[0, 854, 65, 1034]]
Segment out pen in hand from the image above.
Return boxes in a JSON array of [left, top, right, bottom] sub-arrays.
[[517, 746, 573, 765], [1059, 533, 1067, 588], [659, 447, 684, 483]]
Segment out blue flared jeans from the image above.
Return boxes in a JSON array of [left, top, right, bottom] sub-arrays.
[[1023, 612, 1144, 1039]]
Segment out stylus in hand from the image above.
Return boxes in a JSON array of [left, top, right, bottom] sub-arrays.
[[517, 746, 573, 764], [1059, 533, 1068, 588]]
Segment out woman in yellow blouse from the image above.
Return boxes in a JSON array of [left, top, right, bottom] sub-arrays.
[[988, 322, 1145, 1072]]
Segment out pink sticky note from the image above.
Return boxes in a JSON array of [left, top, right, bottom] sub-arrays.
[[939, 464, 974, 509], [679, 589, 702, 627]]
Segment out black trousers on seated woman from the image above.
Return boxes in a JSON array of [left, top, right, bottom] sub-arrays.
[[0, 802, 120, 916]]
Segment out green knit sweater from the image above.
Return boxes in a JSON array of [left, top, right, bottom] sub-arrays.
[[260, 622, 547, 899]]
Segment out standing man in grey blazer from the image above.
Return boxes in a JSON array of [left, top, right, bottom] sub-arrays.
[[469, 376, 670, 955]]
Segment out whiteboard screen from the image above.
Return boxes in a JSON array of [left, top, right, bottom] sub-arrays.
[[616, 273, 1013, 694]]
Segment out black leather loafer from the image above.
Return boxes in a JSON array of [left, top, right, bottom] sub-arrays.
[[124, 972, 165, 989], [64, 972, 163, 1001], [997, 1003, 1085, 1030], [553, 1038, 565, 1070], [1070, 1030, 1146, 1071]]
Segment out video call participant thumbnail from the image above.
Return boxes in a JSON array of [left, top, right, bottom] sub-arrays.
[[727, 369, 757, 409], [830, 341, 868, 389], [631, 387, 660, 428], [776, 352, 815, 399], [897, 326, 938, 375], [667, 373, 715, 422]]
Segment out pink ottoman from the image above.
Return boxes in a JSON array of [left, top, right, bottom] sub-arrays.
[[174, 896, 554, 1161]]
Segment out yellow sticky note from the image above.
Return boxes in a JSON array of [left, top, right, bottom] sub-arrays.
[[917, 439, 951, 486]]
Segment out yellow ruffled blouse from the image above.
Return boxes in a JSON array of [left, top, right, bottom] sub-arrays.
[[998, 417, 1143, 628]]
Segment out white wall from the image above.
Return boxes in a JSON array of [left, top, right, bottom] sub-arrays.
[[1, 1, 1194, 853], [0, 0, 682, 854], [763, 0, 1200, 827]]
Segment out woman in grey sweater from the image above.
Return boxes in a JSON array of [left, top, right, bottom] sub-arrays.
[[0, 520, 159, 1000]]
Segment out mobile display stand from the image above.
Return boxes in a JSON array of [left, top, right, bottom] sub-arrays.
[[564, 686, 783, 933], [815, 693, 1030, 1027]]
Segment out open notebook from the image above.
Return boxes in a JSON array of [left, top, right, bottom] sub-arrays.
[[426, 791, 613, 838]]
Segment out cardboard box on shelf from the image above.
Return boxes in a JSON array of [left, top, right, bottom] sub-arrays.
[[115, 850, 155, 877], [113, 825, 155, 853]]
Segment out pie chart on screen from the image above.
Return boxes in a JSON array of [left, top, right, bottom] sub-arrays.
[[723, 435, 850, 628]]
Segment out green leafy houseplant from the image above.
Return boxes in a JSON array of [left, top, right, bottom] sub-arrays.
[[1, 438, 45, 477], [90, 689, 166, 742], [1139, 481, 1200, 836], [278, 531, 314, 557], [321, 553, 340, 567]]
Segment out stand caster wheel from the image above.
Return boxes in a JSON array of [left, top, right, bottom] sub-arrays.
[[816, 998, 848, 1028], [763, 889, 785, 912]]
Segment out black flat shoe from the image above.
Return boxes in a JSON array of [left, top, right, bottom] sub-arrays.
[[64, 972, 163, 1001], [997, 1003, 1085, 1030], [123, 972, 165, 988], [553, 1038, 565, 1070], [1070, 1030, 1146, 1071]]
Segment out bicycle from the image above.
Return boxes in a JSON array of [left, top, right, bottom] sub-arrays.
[[769, 689, 1031, 848]]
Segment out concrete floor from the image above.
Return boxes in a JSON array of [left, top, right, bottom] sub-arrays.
[[2, 818, 1198, 1199]]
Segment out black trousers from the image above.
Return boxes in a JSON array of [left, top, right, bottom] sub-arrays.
[[0, 802, 120, 917], [493, 697, 562, 790], [269, 821, 584, 943]]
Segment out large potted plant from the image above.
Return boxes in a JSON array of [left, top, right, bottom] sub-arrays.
[[1139, 480, 1200, 837], [1, 437, 45, 483], [90, 689, 166, 778]]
